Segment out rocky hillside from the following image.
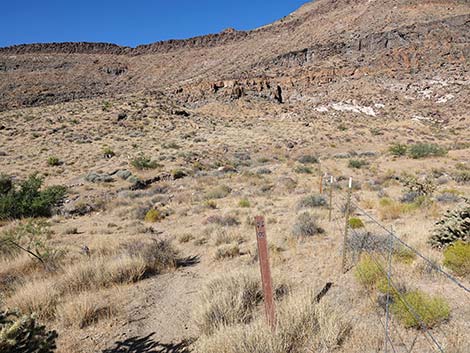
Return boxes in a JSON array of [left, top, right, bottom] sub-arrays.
[[0, 0, 469, 113]]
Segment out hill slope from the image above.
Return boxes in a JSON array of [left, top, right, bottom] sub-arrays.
[[0, 0, 469, 114]]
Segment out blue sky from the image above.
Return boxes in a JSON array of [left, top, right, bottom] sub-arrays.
[[1, 0, 310, 48]]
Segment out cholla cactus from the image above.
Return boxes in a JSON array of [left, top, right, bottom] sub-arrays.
[[429, 199, 470, 249], [0, 309, 57, 353]]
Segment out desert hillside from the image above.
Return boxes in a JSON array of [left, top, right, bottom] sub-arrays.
[[0, 1, 469, 353]]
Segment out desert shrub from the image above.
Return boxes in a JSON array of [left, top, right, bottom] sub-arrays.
[[238, 199, 251, 208], [354, 254, 385, 289], [144, 209, 166, 223], [436, 192, 461, 204], [443, 241, 470, 277], [347, 231, 390, 254], [0, 309, 58, 353], [454, 170, 470, 183], [389, 143, 408, 156], [297, 194, 327, 209], [0, 174, 13, 195], [204, 200, 217, 209], [0, 174, 66, 220], [294, 165, 313, 174], [130, 154, 160, 170], [204, 185, 231, 199], [171, 169, 187, 179], [408, 143, 447, 159], [429, 200, 470, 248], [297, 155, 318, 164], [205, 215, 240, 227], [348, 217, 364, 229], [102, 146, 115, 158], [391, 290, 450, 328], [348, 159, 368, 169], [215, 243, 241, 260], [47, 156, 61, 167], [292, 212, 324, 237], [378, 197, 416, 220]]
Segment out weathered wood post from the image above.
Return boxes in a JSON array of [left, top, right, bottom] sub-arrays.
[[341, 177, 353, 273], [254, 216, 276, 331]]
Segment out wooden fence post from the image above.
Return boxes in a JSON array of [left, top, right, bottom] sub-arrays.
[[319, 174, 324, 194], [254, 216, 276, 331], [342, 177, 352, 273]]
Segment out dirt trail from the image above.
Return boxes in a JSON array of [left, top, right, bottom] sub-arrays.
[[102, 256, 203, 352]]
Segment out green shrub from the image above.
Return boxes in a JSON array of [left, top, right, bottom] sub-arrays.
[[391, 290, 450, 329], [47, 156, 61, 167], [238, 199, 250, 208], [0, 174, 12, 195], [294, 165, 313, 174], [0, 174, 66, 220], [144, 209, 166, 223], [354, 254, 385, 289], [130, 154, 160, 170], [297, 194, 327, 209], [443, 241, 470, 277], [389, 144, 408, 156], [408, 143, 447, 159], [348, 217, 364, 229], [348, 159, 368, 169], [454, 170, 470, 183], [297, 155, 318, 164], [102, 146, 115, 158], [171, 169, 187, 180], [429, 200, 470, 248], [0, 309, 58, 353], [292, 212, 324, 237]]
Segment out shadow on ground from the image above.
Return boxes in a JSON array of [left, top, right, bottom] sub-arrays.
[[102, 333, 191, 353]]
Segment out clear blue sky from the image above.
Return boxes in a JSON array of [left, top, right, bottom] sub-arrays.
[[1, 0, 310, 48]]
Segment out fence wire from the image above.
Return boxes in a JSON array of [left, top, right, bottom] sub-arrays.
[[319, 175, 470, 353]]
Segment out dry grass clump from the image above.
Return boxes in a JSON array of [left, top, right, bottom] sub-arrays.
[[214, 243, 241, 260], [443, 240, 470, 277], [58, 291, 117, 328], [194, 289, 350, 353], [204, 185, 232, 200], [194, 272, 263, 335], [6, 239, 177, 320]]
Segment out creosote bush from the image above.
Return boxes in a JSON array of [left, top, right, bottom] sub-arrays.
[[389, 143, 407, 156], [130, 154, 160, 170], [348, 159, 368, 169], [390, 290, 450, 329], [348, 217, 364, 229], [47, 156, 61, 167], [0, 309, 58, 353], [0, 174, 66, 220], [443, 240, 470, 277], [408, 143, 447, 159]]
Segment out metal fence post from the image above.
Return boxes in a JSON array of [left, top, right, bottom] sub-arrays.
[[328, 176, 334, 222], [342, 177, 352, 273]]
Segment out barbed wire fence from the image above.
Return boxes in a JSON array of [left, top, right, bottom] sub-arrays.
[[319, 173, 470, 353]]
